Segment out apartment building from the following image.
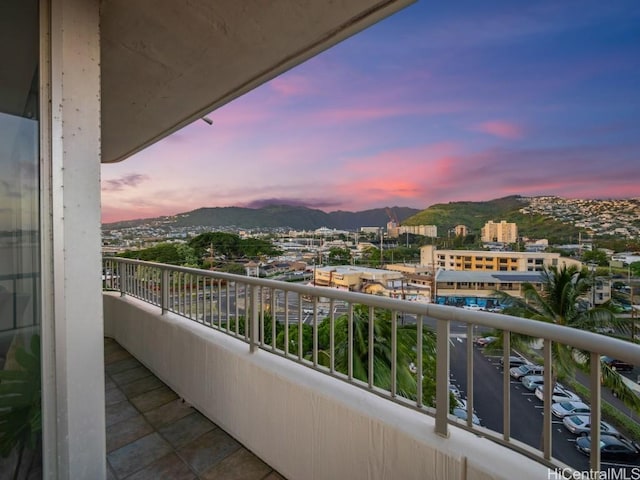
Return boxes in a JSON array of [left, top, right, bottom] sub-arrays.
[[387, 224, 438, 238], [420, 245, 582, 272], [434, 270, 544, 306], [480, 220, 518, 243], [313, 265, 403, 293], [454, 224, 469, 237]]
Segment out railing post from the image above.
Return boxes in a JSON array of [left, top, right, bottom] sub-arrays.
[[250, 285, 259, 353], [590, 352, 601, 473], [503, 332, 511, 442], [435, 318, 450, 437], [542, 339, 552, 459], [466, 323, 474, 428], [161, 268, 169, 314], [119, 262, 126, 297]]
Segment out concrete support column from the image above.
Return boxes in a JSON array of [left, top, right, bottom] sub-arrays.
[[48, 0, 104, 477]]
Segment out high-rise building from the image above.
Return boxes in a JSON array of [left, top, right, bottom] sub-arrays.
[[480, 220, 518, 243]]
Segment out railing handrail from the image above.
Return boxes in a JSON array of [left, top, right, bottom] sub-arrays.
[[105, 257, 640, 365], [103, 256, 640, 473]]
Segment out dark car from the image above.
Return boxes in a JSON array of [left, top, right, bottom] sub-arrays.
[[500, 356, 527, 368], [576, 434, 640, 461], [601, 356, 634, 372]]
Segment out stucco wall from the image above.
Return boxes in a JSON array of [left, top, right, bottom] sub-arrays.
[[104, 292, 551, 480]]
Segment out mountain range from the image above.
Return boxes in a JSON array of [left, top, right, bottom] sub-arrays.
[[103, 196, 583, 243], [103, 205, 421, 231]]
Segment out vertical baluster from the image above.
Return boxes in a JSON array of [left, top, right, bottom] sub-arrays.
[[435, 318, 450, 438]]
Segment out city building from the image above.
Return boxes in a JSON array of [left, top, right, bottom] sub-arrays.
[[420, 246, 582, 272], [387, 224, 438, 238], [480, 220, 518, 243], [434, 270, 544, 306], [313, 265, 403, 294], [454, 224, 469, 237]]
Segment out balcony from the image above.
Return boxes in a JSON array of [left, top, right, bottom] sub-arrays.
[[103, 258, 640, 479]]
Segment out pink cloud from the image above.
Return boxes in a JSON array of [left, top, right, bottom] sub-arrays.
[[269, 75, 314, 97], [473, 120, 524, 139]]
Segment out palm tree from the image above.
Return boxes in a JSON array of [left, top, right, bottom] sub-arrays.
[[316, 305, 438, 405], [495, 264, 640, 411]]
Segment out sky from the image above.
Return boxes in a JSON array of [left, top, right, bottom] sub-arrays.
[[101, 0, 640, 223]]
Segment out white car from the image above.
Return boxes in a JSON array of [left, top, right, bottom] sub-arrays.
[[509, 364, 544, 380], [562, 415, 620, 436], [534, 385, 581, 403], [521, 375, 544, 391], [551, 401, 590, 418], [463, 304, 482, 311]]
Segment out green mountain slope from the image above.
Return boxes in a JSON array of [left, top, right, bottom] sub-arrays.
[[404, 196, 581, 243], [103, 205, 420, 231]]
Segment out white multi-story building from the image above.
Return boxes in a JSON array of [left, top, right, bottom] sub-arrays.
[[480, 220, 518, 243], [420, 246, 582, 272], [388, 224, 437, 238]]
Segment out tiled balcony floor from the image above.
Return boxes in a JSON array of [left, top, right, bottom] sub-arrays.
[[105, 338, 285, 480]]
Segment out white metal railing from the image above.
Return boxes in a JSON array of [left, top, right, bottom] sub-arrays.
[[103, 257, 640, 472]]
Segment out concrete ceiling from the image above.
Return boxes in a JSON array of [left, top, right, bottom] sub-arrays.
[[100, 0, 413, 164]]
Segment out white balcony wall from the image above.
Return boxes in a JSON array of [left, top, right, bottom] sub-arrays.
[[104, 292, 549, 480]]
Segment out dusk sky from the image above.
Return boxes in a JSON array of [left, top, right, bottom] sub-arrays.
[[101, 1, 640, 223]]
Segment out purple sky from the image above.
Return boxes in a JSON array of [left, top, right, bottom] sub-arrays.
[[101, 1, 640, 223]]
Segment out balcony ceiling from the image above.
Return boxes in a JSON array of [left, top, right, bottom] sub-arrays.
[[101, 0, 412, 164]]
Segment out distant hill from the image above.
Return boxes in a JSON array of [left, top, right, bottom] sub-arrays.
[[103, 205, 421, 231], [404, 195, 582, 243]]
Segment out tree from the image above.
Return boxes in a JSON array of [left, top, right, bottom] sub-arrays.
[[189, 232, 242, 260], [582, 249, 609, 267], [218, 263, 246, 275], [118, 243, 183, 264], [0, 334, 41, 480], [275, 323, 313, 357], [327, 247, 352, 265], [496, 265, 640, 412], [316, 305, 438, 405], [240, 238, 281, 258]]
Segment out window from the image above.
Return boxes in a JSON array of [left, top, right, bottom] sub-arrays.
[[0, 0, 41, 474]]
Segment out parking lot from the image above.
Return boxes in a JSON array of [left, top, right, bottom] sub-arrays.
[[448, 336, 640, 472]]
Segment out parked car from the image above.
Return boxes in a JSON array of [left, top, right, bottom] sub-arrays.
[[521, 375, 545, 391], [551, 401, 591, 418], [452, 398, 481, 425], [576, 434, 640, 461], [452, 407, 481, 425], [449, 384, 461, 398], [601, 356, 634, 372], [462, 303, 482, 311], [562, 415, 620, 437], [474, 336, 497, 347], [509, 364, 544, 380], [500, 356, 527, 368], [534, 384, 581, 403]]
